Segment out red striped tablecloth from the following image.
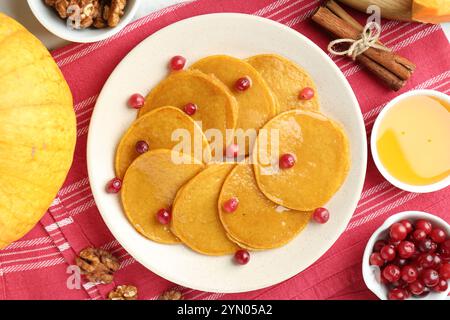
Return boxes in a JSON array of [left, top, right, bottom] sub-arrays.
[[0, 0, 449, 300]]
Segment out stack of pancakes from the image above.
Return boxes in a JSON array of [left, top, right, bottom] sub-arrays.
[[116, 54, 350, 256]]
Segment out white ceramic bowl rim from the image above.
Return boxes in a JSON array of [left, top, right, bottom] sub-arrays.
[[362, 211, 450, 300], [370, 89, 450, 193], [27, 0, 141, 43]]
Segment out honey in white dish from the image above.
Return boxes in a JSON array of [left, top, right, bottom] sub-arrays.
[[376, 95, 450, 186]]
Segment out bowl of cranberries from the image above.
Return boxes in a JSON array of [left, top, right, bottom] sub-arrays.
[[363, 211, 450, 300]]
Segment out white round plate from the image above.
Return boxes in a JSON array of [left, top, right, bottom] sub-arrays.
[[88, 13, 367, 293]]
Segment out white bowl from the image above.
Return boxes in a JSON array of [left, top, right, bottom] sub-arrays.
[[371, 89, 450, 193], [27, 0, 141, 43], [362, 211, 450, 300]]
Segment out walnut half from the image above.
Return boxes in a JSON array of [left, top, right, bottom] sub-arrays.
[[75, 247, 120, 284], [159, 289, 184, 300], [108, 285, 138, 300], [104, 0, 127, 28]]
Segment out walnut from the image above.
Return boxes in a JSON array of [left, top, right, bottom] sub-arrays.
[[108, 285, 138, 300], [159, 289, 184, 300], [80, 15, 94, 29], [93, 2, 107, 28], [106, 0, 127, 27], [75, 247, 120, 284], [54, 0, 70, 19]]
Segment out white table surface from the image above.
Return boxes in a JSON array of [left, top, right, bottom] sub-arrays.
[[1, 0, 449, 50]]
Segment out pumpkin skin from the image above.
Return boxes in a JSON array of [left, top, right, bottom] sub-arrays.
[[0, 14, 76, 248]]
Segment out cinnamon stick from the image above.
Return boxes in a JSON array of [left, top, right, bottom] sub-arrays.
[[311, 3, 416, 91], [326, 0, 364, 33]]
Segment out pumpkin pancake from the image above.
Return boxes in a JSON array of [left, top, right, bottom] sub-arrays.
[[171, 163, 239, 255], [253, 110, 350, 211], [191, 55, 277, 154], [121, 149, 205, 244], [115, 106, 211, 179], [138, 70, 238, 149], [219, 163, 311, 250], [246, 54, 319, 113]]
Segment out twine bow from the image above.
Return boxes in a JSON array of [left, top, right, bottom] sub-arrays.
[[327, 22, 391, 60]]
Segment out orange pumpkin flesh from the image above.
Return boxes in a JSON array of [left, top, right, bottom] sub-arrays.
[[0, 14, 76, 248]]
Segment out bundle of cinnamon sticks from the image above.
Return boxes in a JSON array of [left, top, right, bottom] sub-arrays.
[[312, 1, 415, 91]]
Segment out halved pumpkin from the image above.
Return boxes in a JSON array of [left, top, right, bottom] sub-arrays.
[[0, 14, 76, 248]]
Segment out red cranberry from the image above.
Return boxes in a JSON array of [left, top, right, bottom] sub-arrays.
[[225, 143, 239, 158], [183, 103, 197, 116], [370, 252, 385, 267], [418, 253, 436, 269], [235, 77, 252, 91], [170, 55, 186, 71], [415, 219, 432, 234], [380, 273, 389, 285], [373, 240, 387, 252], [399, 219, 414, 234], [135, 140, 149, 154], [313, 208, 330, 224], [128, 93, 145, 109], [390, 222, 408, 241], [380, 245, 396, 261], [383, 264, 401, 283], [408, 280, 425, 295], [397, 241, 415, 259], [439, 240, 450, 261], [106, 178, 122, 193], [418, 238, 434, 253], [223, 197, 239, 213], [430, 228, 447, 243], [279, 153, 296, 169], [388, 288, 406, 300], [412, 229, 427, 242], [401, 265, 418, 283], [234, 249, 250, 265], [421, 268, 440, 287], [433, 278, 448, 292], [299, 87, 315, 100], [156, 208, 171, 225], [439, 262, 450, 280]]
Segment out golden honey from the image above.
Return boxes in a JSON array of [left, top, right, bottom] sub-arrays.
[[376, 95, 450, 186]]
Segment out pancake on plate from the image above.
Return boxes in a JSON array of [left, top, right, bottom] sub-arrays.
[[139, 70, 238, 150], [253, 109, 350, 211], [171, 163, 239, 255], [219, 163, 311, 250], [246, 54, 319, 113], [191, 55, 277, 154], [115, 106, 211, 179], [121, 149, 205, 244]]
